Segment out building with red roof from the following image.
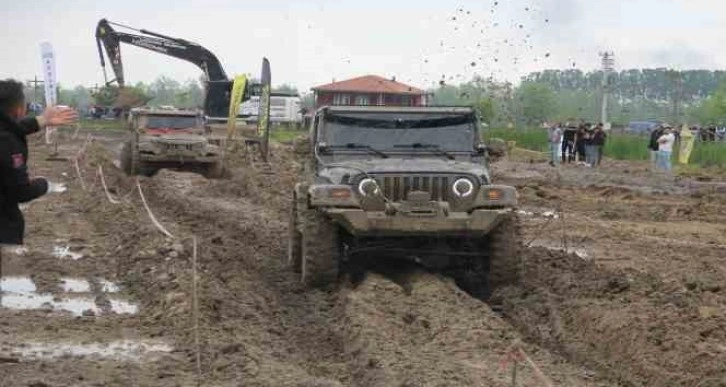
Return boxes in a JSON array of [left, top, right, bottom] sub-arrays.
[[311, 75, 429, 109]]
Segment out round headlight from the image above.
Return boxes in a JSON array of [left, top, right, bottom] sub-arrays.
[[358, 178, 380, 196], [452, 178, 475, 197]]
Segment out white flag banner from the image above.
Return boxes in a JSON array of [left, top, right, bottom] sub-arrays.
[[40, 42, 58, 144]]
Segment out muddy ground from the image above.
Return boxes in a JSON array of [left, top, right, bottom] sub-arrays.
[[0, 130, 724, 386]]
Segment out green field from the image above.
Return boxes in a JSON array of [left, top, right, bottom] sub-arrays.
[[483, 128, 726, 167]]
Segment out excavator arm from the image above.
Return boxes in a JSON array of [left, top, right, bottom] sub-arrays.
[[95, 18, 227, 86], [95, 19, 246, 119]]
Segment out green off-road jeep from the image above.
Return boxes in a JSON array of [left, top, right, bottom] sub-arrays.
[[120, 108, 225, 178], [288, 106, 520, 296]]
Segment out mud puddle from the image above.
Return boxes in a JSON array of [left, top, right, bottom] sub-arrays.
[[7, 340, 173, 362], [1, 276, 136, 316]]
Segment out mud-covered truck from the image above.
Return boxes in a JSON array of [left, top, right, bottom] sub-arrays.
[[120, 108, 225, 178], [288, 106, 520, 296]]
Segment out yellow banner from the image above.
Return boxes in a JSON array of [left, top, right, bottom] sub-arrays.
[[227, 75, 247, 139], [679, 124, 694, 164]]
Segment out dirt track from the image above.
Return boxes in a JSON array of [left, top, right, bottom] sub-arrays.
[[1, 131, 725, 386]]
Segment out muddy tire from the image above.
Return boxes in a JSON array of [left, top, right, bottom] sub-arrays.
[[120, 140, 140, 176], [300, 205, 339, 288], [287, 197, 303, 273], [120, 141, 132, 175], [203, 161, 226, 179], [121, 138, 149, 176], [487, 213, 522, 291], [140, 166, 159, 177]]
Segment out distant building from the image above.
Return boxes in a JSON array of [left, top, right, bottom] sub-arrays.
[[312, 75, 428, 109]]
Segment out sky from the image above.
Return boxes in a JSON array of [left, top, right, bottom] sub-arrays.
[[0, 0, 723, 92]]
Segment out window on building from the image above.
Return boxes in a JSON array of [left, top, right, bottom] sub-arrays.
[[333, 94, 351, 105], [401, 95, 411, 106], [355, 95, 369, 106]]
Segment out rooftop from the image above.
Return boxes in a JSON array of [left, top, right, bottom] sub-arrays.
[[312, 75, 426, 95]]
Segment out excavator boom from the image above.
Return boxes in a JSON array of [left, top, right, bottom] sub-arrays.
[[95, 19, 227, 85], [95, 19, 235, 118]]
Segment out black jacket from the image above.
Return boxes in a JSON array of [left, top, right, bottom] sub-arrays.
[[592, 129, 607, 146], [0, 112, 48, 244]]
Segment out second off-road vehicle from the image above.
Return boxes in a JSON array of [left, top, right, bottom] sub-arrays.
[[120, 108, 225, 178], [289, 106, 520, 296]]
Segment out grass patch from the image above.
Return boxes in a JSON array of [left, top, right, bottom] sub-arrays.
[[604, 134, 649, 161], [270, 127, 305, 143], [483, 128, 548, 153]]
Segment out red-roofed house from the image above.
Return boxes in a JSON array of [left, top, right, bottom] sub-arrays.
[[311, 75, 429, 109]]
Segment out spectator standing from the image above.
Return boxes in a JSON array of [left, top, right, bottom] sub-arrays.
[[561, 125, 577, 163], [716, 126, 726, 142], [592, 123, 607, 167], [648, 125, 665, 170], [548, 123, 563, 167], [1, 79, 77, 246], [575, 124, 587, 163], [583, 125, 597, 167], [656, 125, 676, 172]]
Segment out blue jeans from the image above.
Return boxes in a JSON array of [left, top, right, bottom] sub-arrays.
[[549, 143, 560, 165], [585, 145, 597, 166], [657, 151, 672, 171]]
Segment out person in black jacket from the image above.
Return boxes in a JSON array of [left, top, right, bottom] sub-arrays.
[[0, 79, 77, 245], [592, 123, 607, 166], [561, 125, 577, 163]]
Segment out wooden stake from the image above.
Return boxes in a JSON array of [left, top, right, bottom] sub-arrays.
[[192, 237, 202, 385]]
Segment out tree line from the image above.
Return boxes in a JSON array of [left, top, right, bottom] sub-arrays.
[[25, 77, 301, 115], [431, 69, 726, 127], [21, 68, 726, 126]]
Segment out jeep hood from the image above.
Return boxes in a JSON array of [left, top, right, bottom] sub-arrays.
[[319, 158, 490, 184]]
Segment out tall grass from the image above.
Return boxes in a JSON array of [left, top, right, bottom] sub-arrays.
[[483, 127, 726, 167], [483, 128, 548, 153]]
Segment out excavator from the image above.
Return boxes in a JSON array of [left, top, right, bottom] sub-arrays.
[[95, 18, 272, 162], [95, 18, 269, 120]]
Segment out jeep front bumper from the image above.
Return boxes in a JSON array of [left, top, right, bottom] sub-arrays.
[[138, 153, 221, 163], [323, 207, 512, 237]]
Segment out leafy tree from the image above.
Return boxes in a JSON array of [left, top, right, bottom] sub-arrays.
[[689, 80, 726, 124], [514, 82, 556, 125], [273, 84, 299, 95]]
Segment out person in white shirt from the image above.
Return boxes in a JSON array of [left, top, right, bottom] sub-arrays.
[[548, 124, 562, 167], [657, 126, 676, 172]]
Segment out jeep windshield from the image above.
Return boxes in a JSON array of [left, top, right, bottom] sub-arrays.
[[140, 115, 200, 130], [320, 112, 475, 153]]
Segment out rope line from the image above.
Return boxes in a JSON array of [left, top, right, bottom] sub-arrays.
[[136, 178, 174, 238], [98, 166, 120, 204]]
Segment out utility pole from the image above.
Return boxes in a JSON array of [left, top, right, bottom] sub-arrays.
[[26, 76, 44, 105], [668, 70, 683, 124], [599, 51, 615, 125]]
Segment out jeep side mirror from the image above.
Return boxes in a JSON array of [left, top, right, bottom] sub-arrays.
[[475, 142, 487, 154], [316, 142, 329, 154]]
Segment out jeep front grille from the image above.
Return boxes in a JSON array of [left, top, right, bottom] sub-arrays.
[[372, 175, 451, 202], [164, 143, 203, 152]]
